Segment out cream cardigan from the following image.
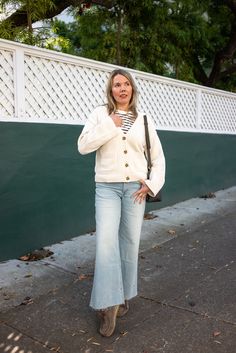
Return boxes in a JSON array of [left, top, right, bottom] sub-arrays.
[[78, 105, 165, 196]]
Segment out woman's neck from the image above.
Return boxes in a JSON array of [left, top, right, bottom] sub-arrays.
[[116, 104, 129, 112]]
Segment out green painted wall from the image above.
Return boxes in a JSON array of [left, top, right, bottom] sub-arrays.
[[0, 122, 95, 261], [0, 122, 236, 261], [155, 130, 236, 207]]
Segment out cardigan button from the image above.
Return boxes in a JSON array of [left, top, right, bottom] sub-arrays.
[[122, 136, 126, 140], [124, 150, 127, 154], [125, 163, 129, 167], [126, 176, 130, 180]]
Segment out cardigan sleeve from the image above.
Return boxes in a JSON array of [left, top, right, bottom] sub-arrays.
[[144, 117, 166, 196], [78, 107, 119, 155]]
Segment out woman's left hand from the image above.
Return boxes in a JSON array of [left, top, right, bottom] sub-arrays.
[[132, 180, 151, 204]]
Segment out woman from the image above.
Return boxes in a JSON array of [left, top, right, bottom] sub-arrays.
[[78, 68, 165, 337]]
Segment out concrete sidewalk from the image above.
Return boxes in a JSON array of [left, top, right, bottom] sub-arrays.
[[0, 186, 236, 353]]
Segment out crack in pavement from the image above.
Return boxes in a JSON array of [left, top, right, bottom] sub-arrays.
[[138, 295, 236, 327], [0, 320, 64, 353]]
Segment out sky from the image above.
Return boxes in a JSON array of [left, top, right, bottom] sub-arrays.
[[55, 9, 73, 23]]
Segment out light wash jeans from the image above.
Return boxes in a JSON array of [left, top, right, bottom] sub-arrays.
[[90, 182, 146, 310]]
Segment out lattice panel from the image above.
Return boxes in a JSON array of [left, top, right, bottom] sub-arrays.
[[136, 77, 196, 129], [1, 40, 236, 134], [24, 55, 109, 123], [201, 92, 236, 132], [0, 49, 14, 118]]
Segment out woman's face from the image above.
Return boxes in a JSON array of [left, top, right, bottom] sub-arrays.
[[111, 74, 133, 110]]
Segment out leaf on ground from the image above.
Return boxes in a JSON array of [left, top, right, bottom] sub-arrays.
[[50, 347, 61, 352], [3, 293, 11, 300], [19, 255, 30, 261], [214, 340, 222, 344], [167, 229, 176, 235], [24, 273, 32, 278], [199, 192, 216, 199], [120, 331, 128, 336], [79, 273, 93, 281], [213, 330, 221, 337], [20, 296, 34, 305], [19, 248, 54, 261], [144, 213, 158, 220], [152, 244, 162, 250]]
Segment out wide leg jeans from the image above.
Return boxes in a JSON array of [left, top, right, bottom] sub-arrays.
[[90, 182, 146, 310]]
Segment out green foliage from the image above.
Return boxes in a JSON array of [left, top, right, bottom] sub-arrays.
[[0, 0, 55, 20], [0, 0, 55, 44], [74, 7, 117, 62], [45, 19, 80, 54], [0, 19, 16, 39]]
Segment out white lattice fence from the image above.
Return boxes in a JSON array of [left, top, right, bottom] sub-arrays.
[[0, 39, 236, 134], [0, 48, 14, 118], [136, 77, 197, 130], [24, 55, 108, 122], [201, 92, 236, 132]]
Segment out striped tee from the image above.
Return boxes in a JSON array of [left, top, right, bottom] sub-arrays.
[[116, 110, 135, 134]]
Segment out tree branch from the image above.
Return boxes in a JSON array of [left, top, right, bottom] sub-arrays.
[[219, 63, 236, 78], [191, 54, 209, 84], [1, 0, 114, 29], [206, 21, 236, 86], [224, 0, 236, 14]]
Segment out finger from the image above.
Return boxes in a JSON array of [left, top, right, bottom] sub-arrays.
[[132, 191, 141, 202], [133, 191, 146, 204], [139, 195, 146, 204]]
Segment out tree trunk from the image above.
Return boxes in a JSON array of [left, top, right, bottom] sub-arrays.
[[116, 8, 122, 65]]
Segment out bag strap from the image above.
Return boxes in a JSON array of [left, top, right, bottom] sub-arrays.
[[144, 115, 152, 179]]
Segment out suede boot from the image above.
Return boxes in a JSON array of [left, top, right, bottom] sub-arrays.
[[98, 305, 119, 337], [117, 300, 129, 317]]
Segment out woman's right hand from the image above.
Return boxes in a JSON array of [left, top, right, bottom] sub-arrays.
[[110, 113, 123, 127]]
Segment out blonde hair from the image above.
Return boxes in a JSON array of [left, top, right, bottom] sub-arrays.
[[106, 69, 138, 118]]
